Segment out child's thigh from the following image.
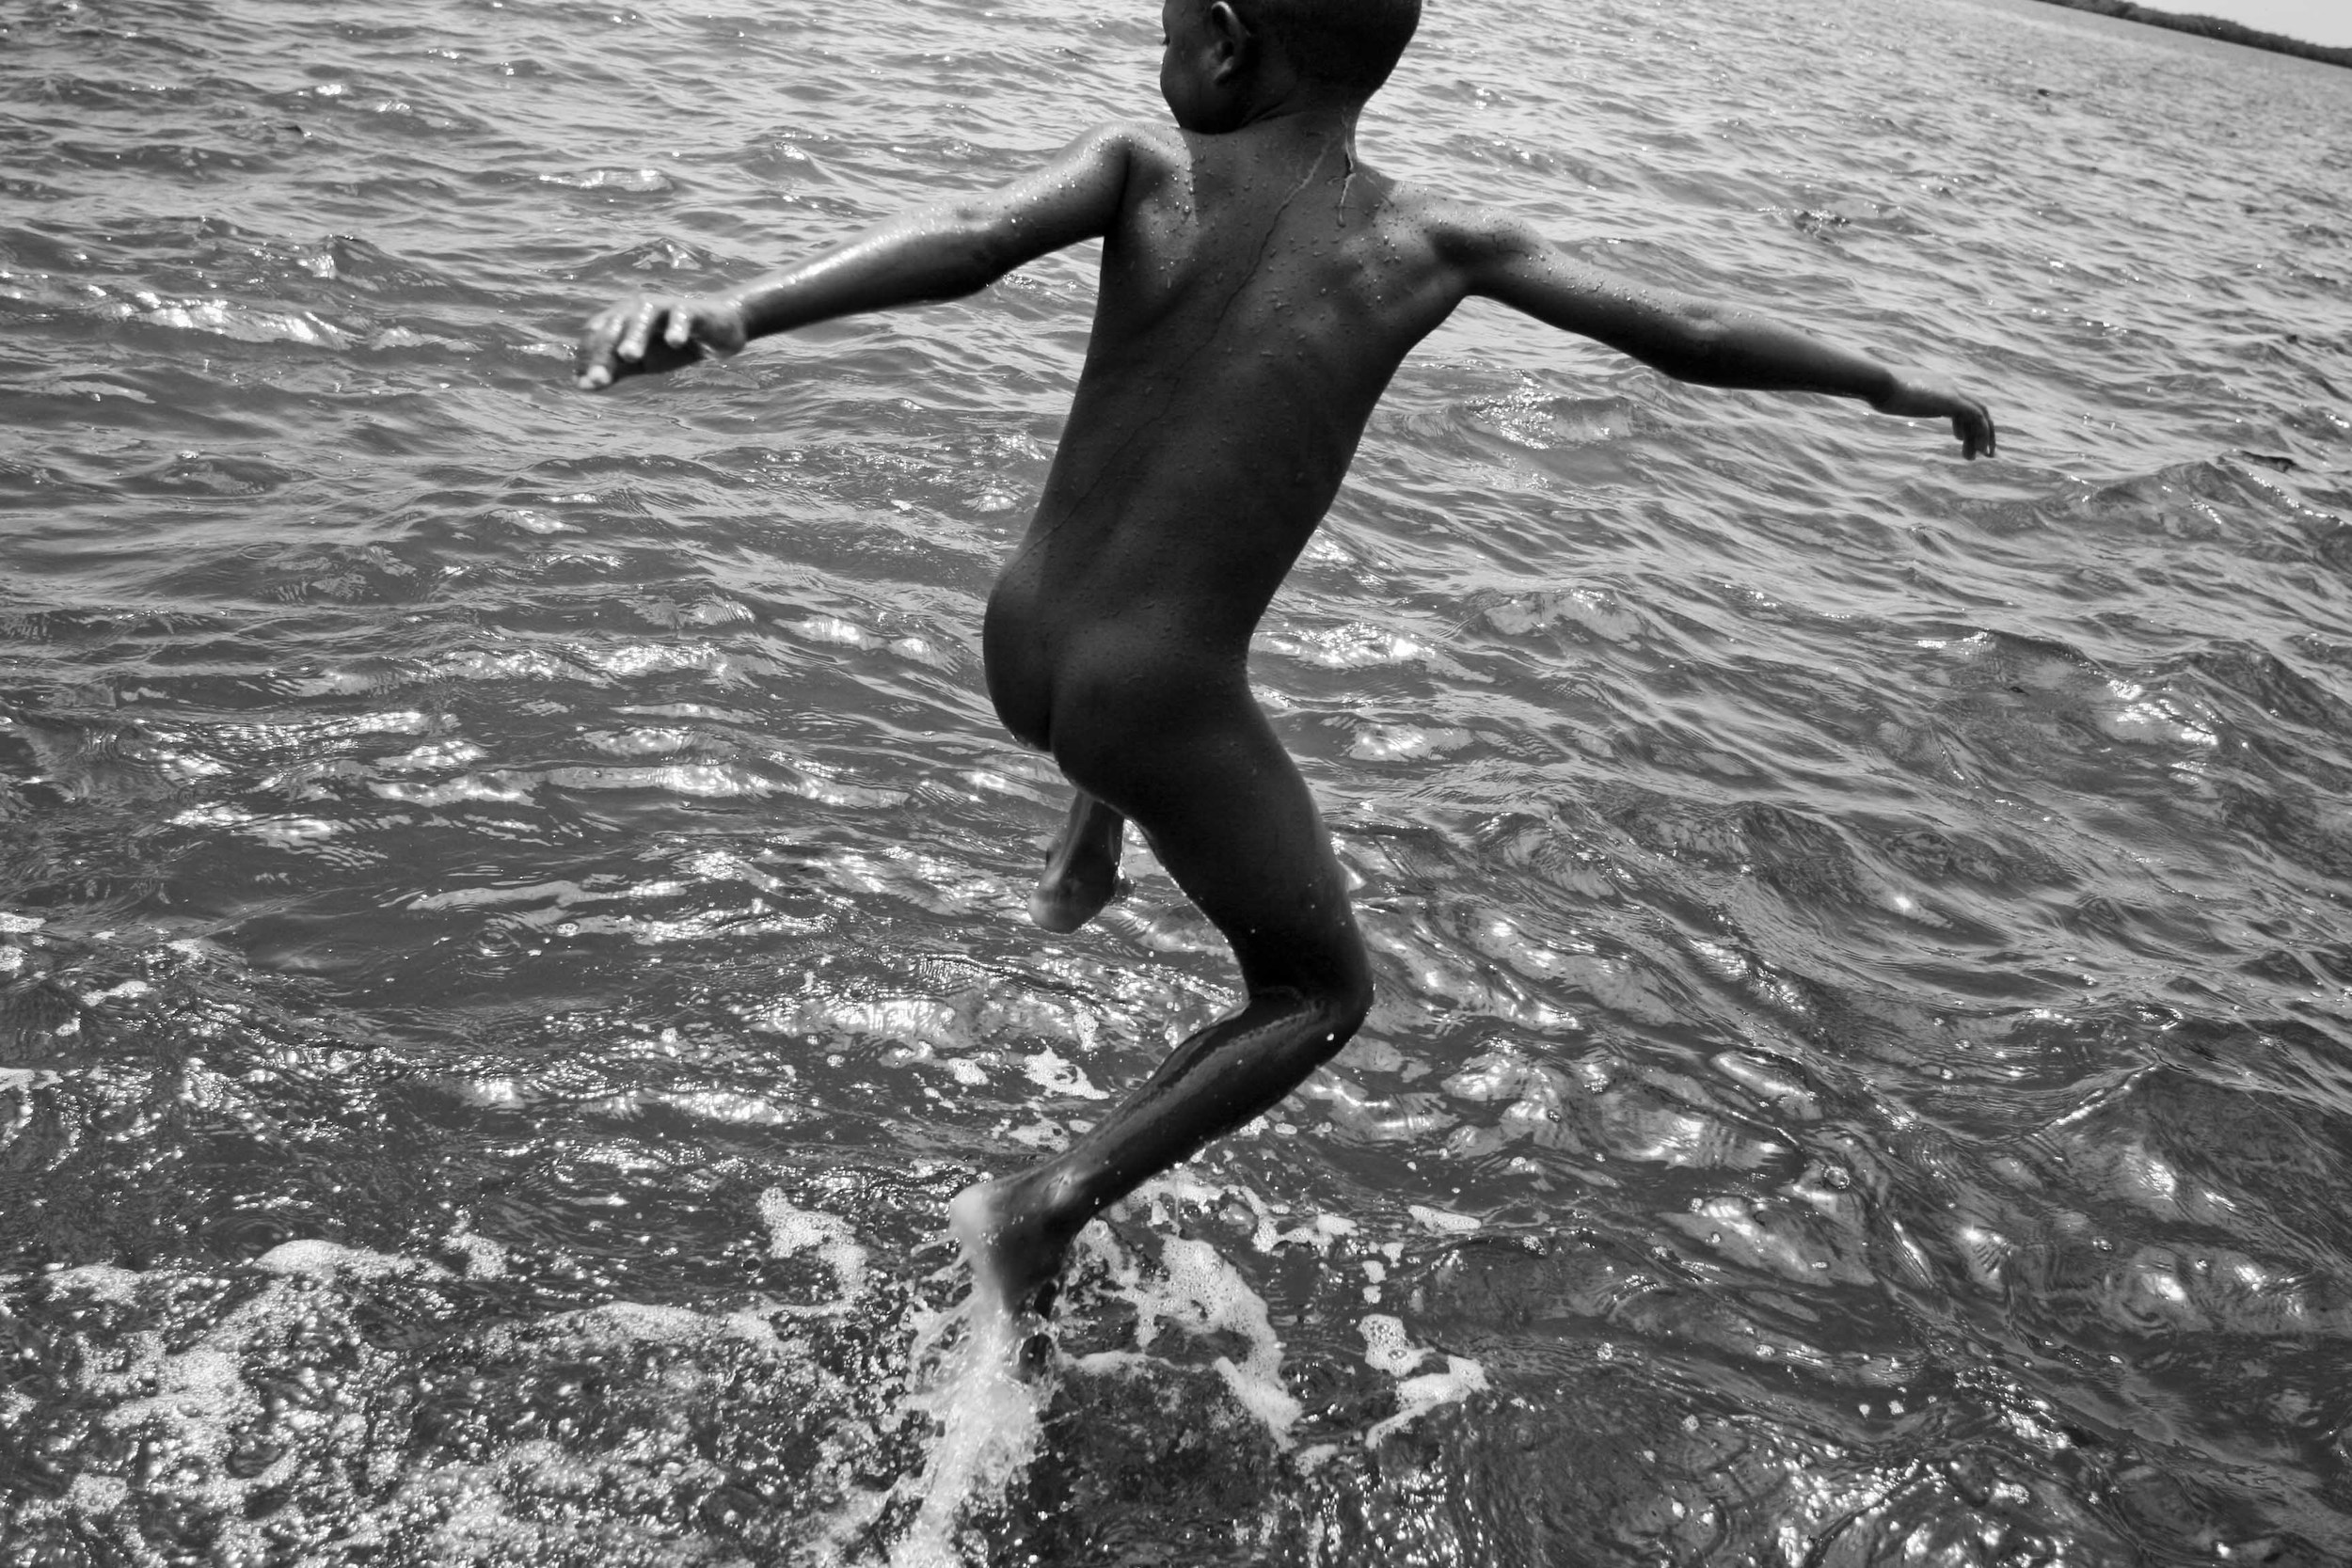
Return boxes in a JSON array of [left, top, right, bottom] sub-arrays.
[[1051, 673, 1364, 996]]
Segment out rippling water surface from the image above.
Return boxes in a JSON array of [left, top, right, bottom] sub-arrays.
[[6, 0, 2352, 1561]]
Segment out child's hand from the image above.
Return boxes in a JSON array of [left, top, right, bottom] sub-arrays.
[[1871, 375, 1997, 459], [575, 295, 749, 390]]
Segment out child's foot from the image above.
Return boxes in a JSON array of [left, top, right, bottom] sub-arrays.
[[1028, 856, 1120, 933], [948, 1172, 1074, 1329], [1027, 804, 1124, 933]]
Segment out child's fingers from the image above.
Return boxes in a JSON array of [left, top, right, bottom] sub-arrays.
[[616, 300, 663, 364], [573, 295, 725, 389], [575, 305, 630, 389], [1940, 393, 1990, 461]]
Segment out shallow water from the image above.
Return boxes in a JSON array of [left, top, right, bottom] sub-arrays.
[[5, 0, 2352, 1561]]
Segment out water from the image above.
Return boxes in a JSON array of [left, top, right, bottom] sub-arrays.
[[4, 0, 2350, 1560]]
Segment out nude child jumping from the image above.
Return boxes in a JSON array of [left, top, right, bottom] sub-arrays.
[[577, 0, 1996, 1327]]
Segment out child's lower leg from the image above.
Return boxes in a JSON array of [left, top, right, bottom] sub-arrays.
[[951, 972, 1368, 1320]]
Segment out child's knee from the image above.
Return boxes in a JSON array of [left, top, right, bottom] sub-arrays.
[[1307, 971, 1374, 1061], [1333, 931, 1375, 1023], [1249, 931, 1372, 1054]]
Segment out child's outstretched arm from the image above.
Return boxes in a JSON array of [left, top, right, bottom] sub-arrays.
[[576, 124, 1137, 390], [1449, 214, 1996, 458]]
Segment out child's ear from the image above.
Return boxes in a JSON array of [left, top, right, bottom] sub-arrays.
[[1203, 0, 1254, 79]]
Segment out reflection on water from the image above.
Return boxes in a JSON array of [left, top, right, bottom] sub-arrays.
[[6, 0, 2352, 1560]]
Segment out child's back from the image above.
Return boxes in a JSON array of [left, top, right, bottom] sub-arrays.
[[983, 115, 1454, 750], [578, 0, 1994, 1335]]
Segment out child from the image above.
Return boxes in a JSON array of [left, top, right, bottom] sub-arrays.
[[577, 0, 1995, 1329]]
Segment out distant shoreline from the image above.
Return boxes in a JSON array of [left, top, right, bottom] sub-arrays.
[[2026, 0, 2352, 66]]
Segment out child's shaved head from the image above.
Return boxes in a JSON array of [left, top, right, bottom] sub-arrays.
[[1235, 0, 1421, 100]]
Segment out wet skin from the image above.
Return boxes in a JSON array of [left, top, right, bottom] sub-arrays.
[[578, 0, 1997, 1326]]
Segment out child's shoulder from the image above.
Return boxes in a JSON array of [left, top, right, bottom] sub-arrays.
[[1052, 118, 1190, 174], [1387, 184, 1547, 260], [1334, 171, 1553, 282]]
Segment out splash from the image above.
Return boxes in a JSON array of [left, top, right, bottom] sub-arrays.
[[878, 1181, 1316, 1561], [883, 1258, 1046, 1567]]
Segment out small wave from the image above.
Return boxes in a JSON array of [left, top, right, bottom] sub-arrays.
[[118, 289, 346, 347], [540, 166, 675, 193]]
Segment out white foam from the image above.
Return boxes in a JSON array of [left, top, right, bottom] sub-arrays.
[[1358, 1313, 1425, 1376], [19, 1246, 813, 1565], [1001, 1185, 1311, 1452], [1141, 1169, 1229, 1215], [29, 1273, 318, 1563], [63, 1472, 129, 1513], [1, 1066, 59, 1096], [256, 1239, 452, 1280], [1270, 1212, 1358, 1254], [1146, 1176, 1285, 1253], [1004, 1118, 1066, 1148], [46, 1263, 142, 1301], [567, 1301, 720, 1343], [445, 1225, 508, 1278], [1090, 1204, 1303, 1451], [1407, 1203, 1483, 1235], [1358, 1314, 1489, 1445], [758, 1188, 870, 1302], [1021, 1048, 1105, 1101]]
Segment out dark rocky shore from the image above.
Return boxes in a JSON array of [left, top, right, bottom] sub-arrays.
[[2030, 0, 2352, 66]]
